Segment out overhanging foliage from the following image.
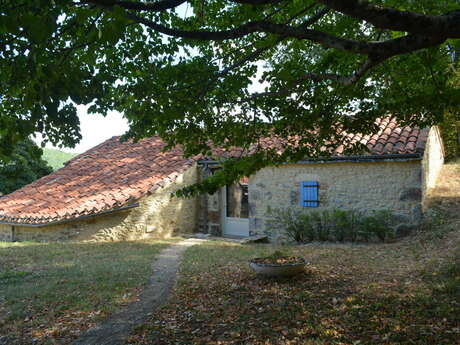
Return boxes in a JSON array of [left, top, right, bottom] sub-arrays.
[[1, 0, 460, 193]]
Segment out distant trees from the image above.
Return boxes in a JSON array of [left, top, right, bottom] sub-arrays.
[[0, 139, 52, 195]]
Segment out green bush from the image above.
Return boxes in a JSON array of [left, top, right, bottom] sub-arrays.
[[361, 210, 395, 242], [298, 213, 316, 242], [264, 207, 306, 243], [265, 207, 396, 243], [330, 209, 362, 242]]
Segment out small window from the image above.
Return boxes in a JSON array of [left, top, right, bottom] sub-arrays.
[[300, 181, 319, 207]]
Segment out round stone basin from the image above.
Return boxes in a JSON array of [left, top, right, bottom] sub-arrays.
[[249, 257, 307, 277]]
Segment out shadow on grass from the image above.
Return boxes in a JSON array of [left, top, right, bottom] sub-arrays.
[[130, 241, 460, 345]]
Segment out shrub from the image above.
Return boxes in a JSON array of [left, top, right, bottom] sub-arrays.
[[330, 209, 362, 242], [265, 207, 305, 243], [298, 213, 316, 242], [360, 210, 395, 242], [265, 207, 396, 243]]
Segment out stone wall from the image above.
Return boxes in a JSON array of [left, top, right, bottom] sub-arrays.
[[0, 163, 199, 242], [248, 160, 423, 241], [422, 126, 444, 202]]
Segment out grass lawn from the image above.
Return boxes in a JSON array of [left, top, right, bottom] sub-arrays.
[[0, 239, 173, 345], [129, 232, 460, 345]]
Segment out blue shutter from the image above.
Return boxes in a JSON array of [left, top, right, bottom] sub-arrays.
[[300, 181, 319, 207]]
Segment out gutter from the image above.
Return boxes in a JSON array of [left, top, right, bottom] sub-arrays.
[[198, 153, 423, 166], [0, 203, 140, 228]]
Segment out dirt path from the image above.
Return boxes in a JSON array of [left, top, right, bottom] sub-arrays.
[[72, 238, 203, 345]]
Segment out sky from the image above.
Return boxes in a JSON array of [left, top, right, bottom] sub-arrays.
[[37, 105, 129, 154]]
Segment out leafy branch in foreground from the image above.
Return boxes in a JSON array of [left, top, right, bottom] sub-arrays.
[[1, 0, 460, 192]]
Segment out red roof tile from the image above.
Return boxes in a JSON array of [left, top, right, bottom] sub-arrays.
[[0, 118, 430, 225], [0, 137, 196, 225], [208, 117, 429, 158]]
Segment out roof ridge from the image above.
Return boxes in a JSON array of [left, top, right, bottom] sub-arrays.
[[64, 136, 122, 167]]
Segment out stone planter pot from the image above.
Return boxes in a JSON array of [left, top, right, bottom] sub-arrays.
[[249, 257, 307, 277]]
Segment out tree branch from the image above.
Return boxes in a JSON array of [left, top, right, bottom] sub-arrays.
[[81, 0, 186, 12], [232, 0, 285, 5], [127, 12, 445, 57], [220, 7, 330, 76], [316, 0, 460, 38], [241, 57, 384, 101], [82, 0, 447, 94]]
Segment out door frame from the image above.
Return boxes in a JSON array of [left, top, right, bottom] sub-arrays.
[[221, 185, 249, 238]]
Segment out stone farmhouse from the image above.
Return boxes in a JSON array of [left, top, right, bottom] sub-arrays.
[[0, 118, 444, 242]]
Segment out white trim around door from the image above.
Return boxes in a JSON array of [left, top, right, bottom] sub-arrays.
[[221, 182, 249, 237]]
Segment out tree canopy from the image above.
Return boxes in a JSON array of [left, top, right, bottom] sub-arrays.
[[1, 0, 460, 194], [0, 139, 53, 195]]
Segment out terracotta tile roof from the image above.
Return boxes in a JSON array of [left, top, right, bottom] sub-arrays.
[[0, 118, 430, 225], [336, 117, 429, 156], [0, 137, 196, 225], [210, 117, 430, 158]]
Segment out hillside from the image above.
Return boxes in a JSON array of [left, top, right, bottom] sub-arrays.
[[42, 148, 79, 171]]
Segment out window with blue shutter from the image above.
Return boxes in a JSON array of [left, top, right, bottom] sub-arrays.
[[300, 181, 319, 207]]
